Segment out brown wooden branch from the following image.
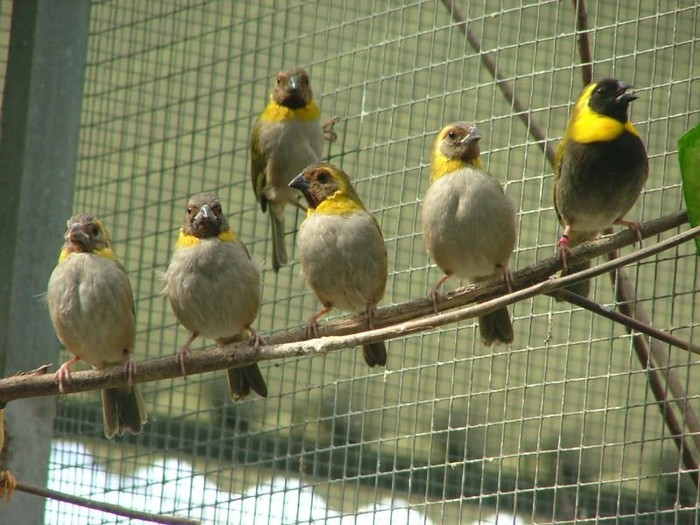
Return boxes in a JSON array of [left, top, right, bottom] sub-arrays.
[[572, 0, 593, 85], [551, 289, 700, 355], [16, 479, 200, 524], [0, 210, 693, 404]]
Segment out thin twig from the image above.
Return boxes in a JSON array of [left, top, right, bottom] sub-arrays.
[[572, 0, 593, 85], [15, 480, 200, 525], [0, 214, 694, 404], [439, 0, 557, 163], [550, 289, 700, 355]]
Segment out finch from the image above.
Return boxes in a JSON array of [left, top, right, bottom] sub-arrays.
[[554, 78, 648, 296], [251, 67, 337, 272], [422, 122, 517, 345], [164, 192, 267, 400], [289, 162, 388, 367], [46, 214, 147, 438]]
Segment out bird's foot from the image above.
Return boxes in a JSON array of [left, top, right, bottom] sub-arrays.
[[616, 218, 643, 245], [557, 234, 572, 272], [305, 306, 332, 339], [123, 354, 137, 388], [498, 265, 513, 293], [176, 332, 198, 378], [429, 275, 451, 315], [248, 327, 265, 348], [0, 470, 16, 503], [55, 356, 80, 394], [322, 116, 341, 142]]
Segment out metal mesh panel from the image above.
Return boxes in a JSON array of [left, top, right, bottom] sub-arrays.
[[3, 0, 698, 523]]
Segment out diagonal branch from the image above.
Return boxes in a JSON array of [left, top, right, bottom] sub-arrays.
[[551, 288, 700, 355], [16, 479, 200, 524], [572, 0, 593, 85], [439, 0, 557, 163]]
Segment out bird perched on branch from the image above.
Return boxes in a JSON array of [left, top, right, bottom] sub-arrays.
[[164, 192, 267, 400], [46, 214, 147, 438], [422, 122, 517, 346], [554, 78, 648, 296], [251, 67, 338, 272], [290, 163, 388, 367]]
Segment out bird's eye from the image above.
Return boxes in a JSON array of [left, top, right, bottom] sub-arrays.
[[213, 204, 222, 214], [187, 206, 194, 214], [317, 171, 329, 184], [92, 226, 100, 237], [447, 130, 457, 140], [276, 76, 283, 84]]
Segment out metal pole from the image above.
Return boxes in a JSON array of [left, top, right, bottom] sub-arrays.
[[0, 0, 90, 521]]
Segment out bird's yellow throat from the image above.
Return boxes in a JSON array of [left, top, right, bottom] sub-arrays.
[[58, 246, 118, 264], [175, 229, 237, 248], [430, 153, 483, 183], [261, 99, 320, 123], [568, 103, 640, 143], [309, 191, 365, 216], [568, 84, 640, 144]]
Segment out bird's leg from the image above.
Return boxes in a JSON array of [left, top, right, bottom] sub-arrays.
[[55, 355, 81, 393], [247, 326, 265, 348], [176, 332, 198, 377], [429, 274, 451, 315], [557, 224, 573, 272], [322, 116, 341, 142], [497, 264, 513, 293], [305, 306, 332, 339], [365, 304, 377, 330], [123, 351, 137, 388], [615, 217, 643, 245]]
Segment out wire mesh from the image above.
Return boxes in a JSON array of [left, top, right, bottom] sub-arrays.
[[1, 0, 698, 523]]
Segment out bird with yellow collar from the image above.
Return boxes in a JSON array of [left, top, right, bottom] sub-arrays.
[[46, 214, 147, 438], [164, 192, 267, 400], [289, 163, 388, 367], [422, 122, 517, 346], [251, 67, 338, 272], [554, 78, 648, 296]]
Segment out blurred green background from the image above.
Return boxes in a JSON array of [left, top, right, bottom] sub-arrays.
[[1, 1, 698, 523]]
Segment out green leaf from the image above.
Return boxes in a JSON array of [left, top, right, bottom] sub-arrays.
[[678, 124, 700, 255]]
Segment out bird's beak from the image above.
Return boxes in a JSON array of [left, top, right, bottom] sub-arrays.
[[68, 222, 93, 251], [287, 75, 300, 94], [289, 172, 310, 191], [460, 127, 482, 144], [615, 81, 637, 103], [193, 204, 214, 228]]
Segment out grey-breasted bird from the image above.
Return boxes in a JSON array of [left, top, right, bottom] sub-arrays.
[[422, 122, 517, 345], [164, 192, 267, 400], [47, 214, 147, 438], [251, 67, 338, 272], [290, 162, 388, 367]]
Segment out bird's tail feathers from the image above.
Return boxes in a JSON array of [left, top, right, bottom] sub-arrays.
[[102, 386, 147, 438], [479, 307, 513, 346]]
